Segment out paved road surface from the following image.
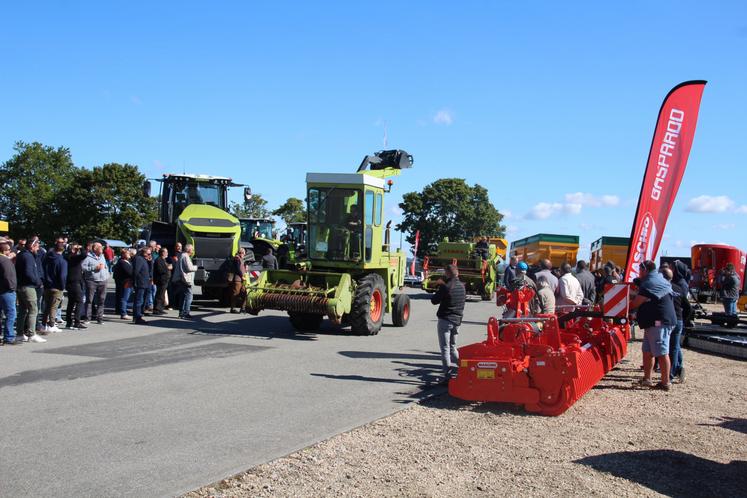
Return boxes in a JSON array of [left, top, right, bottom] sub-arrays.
[[0, 288, 497, 497]]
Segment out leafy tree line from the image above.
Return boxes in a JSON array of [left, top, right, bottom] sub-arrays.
[[0, 141, 157, 244], [229, 195, 306, 224]]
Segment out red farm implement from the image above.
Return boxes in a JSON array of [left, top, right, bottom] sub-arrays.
[[449, 283, 631, 416]]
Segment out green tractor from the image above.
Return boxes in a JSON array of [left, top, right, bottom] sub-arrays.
[[422, 239, 500, 301], [246, 150, 413, 335], [145, 173, 248, 300]]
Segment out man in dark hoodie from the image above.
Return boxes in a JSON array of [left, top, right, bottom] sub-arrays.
[[15, 237, 46, 343], [65, 243, 88, 330], [42, 239, 68, 333]]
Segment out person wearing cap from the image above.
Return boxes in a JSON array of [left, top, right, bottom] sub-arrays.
[[502, 261, 537, 318], [431, 264, 466, 384]]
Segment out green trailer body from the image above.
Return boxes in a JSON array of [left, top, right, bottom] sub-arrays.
[[422, 240, 499, 300]]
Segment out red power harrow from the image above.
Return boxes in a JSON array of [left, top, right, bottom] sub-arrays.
[[449, 284, 631, 415]]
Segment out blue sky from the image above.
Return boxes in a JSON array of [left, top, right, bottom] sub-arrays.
[[1, 1, 745, 259]]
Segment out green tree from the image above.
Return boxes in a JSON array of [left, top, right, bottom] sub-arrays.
[[272, 197, 306, 224], [230, 193, 271, 218], [397, 178, 505, 257], [59, 163, 158, 243], [0, 141, 77, 241]]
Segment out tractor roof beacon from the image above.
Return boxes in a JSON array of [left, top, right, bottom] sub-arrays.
[[246, 150, 413, 335]]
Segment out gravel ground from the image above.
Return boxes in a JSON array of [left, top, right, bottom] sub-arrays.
[[187, 344, 747, 498]]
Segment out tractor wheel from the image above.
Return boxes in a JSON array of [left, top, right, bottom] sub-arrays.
[[392, 293, 411, 327], [288, 313, 324, 332], [350, 273, 386, 335]]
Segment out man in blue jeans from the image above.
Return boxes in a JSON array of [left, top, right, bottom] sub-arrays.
[[631, 260, 676, 391], [662, 268, 690, 383], [0, 242, 19, 345], [719, 263, 741, 316], [431, 264, 466, 384], [132, 247, 152, 325]]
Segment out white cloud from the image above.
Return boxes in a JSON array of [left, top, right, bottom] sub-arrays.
[[505, 225, 519, 234], [501, 209, 514, 220], [526, 202, 581, 220], [737, 205, 747, 214], [686, 195, 735, 213], [713, 223, 736, 230], [524, 192, 619, 220], [433, 109, 453, 125], [389, 205, 403, 216], [564, 192, 620, 207]]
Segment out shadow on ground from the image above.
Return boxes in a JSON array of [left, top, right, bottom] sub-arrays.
[[575, 449, 747, 497], [699, 416, 747, 435]]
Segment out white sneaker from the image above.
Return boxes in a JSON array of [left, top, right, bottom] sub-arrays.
[[29, 334, 47, 343], [20, 335, 30, 342], [50, 325, 62, 333]]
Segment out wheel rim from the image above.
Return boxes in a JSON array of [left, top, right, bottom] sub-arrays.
[[370, 289, 383, 322], [403, 302, 410, 321]]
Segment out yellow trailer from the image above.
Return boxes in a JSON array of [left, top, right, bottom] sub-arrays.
[[589, 236, 629, 271], [510, 233, 579, 268]]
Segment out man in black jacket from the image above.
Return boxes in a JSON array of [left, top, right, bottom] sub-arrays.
[[65, 243, 88, 330], [16, 237, 46, 343], [662, 268, 690, 384], [431, 264, 466, 383], [153, 247, 172, 314], [41, 240, 68, 333], [132, 247, 152, 324]]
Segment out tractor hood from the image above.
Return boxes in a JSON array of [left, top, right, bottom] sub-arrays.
[[177, 204, 240, 233]]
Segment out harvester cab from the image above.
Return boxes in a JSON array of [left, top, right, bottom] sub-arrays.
[[145, 173, 244, 300], [246, 150, 413, 335]]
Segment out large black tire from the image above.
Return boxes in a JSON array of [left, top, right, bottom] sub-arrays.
[[288, 312, 324, 332], [392, 293, 411, 327], [350, 273, 386, 335]]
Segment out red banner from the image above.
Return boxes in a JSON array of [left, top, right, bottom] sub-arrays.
[[624, 81, 707, 282], [410, 230, 420, 275]]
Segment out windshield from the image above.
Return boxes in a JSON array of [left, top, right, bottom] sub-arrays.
[[240, 220, 274, 242], [173, 182, 226, 211], [308, 187, 362, 262]]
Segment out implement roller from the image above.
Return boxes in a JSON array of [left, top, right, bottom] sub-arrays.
[[449, 283, 631, 415]]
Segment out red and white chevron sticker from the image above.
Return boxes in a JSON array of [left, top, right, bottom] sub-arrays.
[[249, 270, 262, 279], [603, 284, 629, 318]]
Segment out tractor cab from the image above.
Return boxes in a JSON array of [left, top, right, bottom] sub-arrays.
[[152, 174, 244, 225], [239, 218, 275, 244]]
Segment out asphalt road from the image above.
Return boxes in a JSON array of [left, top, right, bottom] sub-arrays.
[[0, 288, 497, 497]]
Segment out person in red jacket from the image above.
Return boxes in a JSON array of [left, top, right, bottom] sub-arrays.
[[103, 243, 115, 272]]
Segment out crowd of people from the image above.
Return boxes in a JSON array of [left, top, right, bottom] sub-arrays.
[[0, 236, 254, 346]]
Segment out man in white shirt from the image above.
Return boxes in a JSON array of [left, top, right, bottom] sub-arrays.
[[557, 263, 584, 307]]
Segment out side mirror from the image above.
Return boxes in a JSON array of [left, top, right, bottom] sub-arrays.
[[243, 187, 252, 202], [143, 180, 152, 197]]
